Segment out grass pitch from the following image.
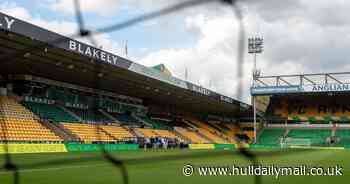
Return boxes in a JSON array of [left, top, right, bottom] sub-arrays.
[[0, 149, 349, 184]]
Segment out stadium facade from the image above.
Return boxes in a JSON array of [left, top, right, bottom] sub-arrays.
[[252, 72, 350, 148], [0, 11, 254, 152]]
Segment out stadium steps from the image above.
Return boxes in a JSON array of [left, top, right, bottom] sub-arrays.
[[127, 127, 142, 137], [61, 123, 116, 143], [141, 116, 173, 130], [210, 122, 239, 142], [182, 120, 215, 142], [39, 119, 79, 142], [174, 127, 210, 143], [131, 114, 152, 127], [55, 123, 81, 141], [184, 120, 214, 143], [153, 129, 181, 139], [182, 120, 198, 129], [134, 128, 160, 138], [131, 127, 144, 137], [98, 127, 119, 140], [100, 125, 135, 140], [99, 109, 120, 124], [173, 127, 192, 142], [58, 105, 83, 122], [109, 112, 144, 127], [187, 119, 231, 143], [67, 108, 112, 123]]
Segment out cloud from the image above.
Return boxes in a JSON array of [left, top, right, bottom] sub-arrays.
[[0, 1, 122, 55], [5, 0, 350, 105], [49, 0, 121, 16], [136, 0, 350, 104], [137, 11, 253, 102]]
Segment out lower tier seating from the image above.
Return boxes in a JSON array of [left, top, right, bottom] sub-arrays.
[[0, 96, 61, 142], [335, 129, 350, 146], [257, 128, 285, 145], [153, 129, 178, 139], [62, 123, 115, 143], [100, 125, 135, 139], [135, 128, 158, 138], [175, 127, 209, 143], [0, 118, 62, 141], [187, 119, 230, 143], [286, 129, 331, 145], [135, 128, 179, 139]]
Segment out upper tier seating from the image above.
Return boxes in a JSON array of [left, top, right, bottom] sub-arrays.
[[257, 128, 285, 145], [62, 123, 115, 143], [273, 101, 350, 123], [109, 112, 142, 126], [142, 117, 172, 130], [22, 101, 79, 122], [175, 127, 209, 143], [67, 108, 111, 123], [0, 96, 61, 142]]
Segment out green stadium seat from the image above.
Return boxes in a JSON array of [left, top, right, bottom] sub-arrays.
[[257, 128, 285, 145], [22, 101, 79, 123]]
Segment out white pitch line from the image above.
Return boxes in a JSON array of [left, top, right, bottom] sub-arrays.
[[0, 163, 110, 174]]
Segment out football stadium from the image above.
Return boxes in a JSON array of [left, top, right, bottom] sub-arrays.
[[0, 2, 350, 184]]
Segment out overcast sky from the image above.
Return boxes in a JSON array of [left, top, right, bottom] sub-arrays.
[[1, 0, 350, 104]]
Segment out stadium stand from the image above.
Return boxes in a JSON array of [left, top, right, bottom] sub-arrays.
[[135, 128, 179, 139], [100, 125, 135, 140], [141, 116, 172, 130], [0, 96, 62, 142], [187, 118, 230, 143], [257, 128, 285, 145], [67, 107, 111, 123], [135, 128, 158, 138], [61, 123, 115, 143], [286, 129, 331, 145], [22, 101, 79, 122], [174, 127, 209, 143], [109, 112, 143, 126], [153, 129, 178, 139], [335, 129, 350, 147], [271, 97, 350, 124]]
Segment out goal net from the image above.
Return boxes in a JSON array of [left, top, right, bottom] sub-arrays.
[[280, 137, 312, 148]]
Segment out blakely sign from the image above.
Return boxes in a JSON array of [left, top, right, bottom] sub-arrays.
[[0, 14, 15, 30], [68, 40, 119, 65]]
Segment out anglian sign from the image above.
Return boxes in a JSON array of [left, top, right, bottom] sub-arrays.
[[304, 83, 350, 92], [251, 83, 350, 95]]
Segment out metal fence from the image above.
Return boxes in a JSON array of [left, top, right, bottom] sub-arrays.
[[0, 1, 313, 184]]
